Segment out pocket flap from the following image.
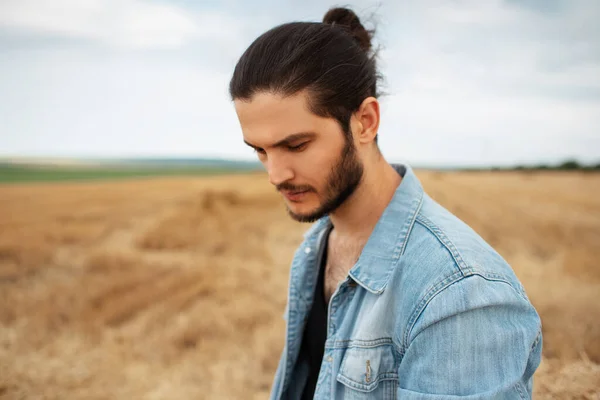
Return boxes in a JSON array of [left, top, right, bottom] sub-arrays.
[[336, 345, 398, 392]]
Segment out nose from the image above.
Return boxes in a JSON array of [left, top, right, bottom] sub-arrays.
[[266, 154, 294, 187]]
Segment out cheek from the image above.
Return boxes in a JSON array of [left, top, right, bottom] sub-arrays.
[[295, 147, 338, 188]]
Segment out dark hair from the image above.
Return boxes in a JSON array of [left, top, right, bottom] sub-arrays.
[[229, 7, 381, 140]]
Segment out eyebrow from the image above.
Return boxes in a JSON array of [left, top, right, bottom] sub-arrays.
[[244, 132, 316, 150]]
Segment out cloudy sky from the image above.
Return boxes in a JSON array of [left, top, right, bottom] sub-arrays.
[[1, 0, 598, 167]]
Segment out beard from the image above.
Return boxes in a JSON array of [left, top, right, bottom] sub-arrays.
[[278, 137, 364, 223]]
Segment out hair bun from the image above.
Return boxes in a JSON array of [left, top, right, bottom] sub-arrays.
[[323, 7, 372, 52]]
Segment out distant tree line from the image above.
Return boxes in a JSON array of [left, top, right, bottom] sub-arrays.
[[490, 159, 600, 172]]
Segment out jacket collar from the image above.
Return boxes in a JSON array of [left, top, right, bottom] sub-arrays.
[[303, 163, 424, 294]]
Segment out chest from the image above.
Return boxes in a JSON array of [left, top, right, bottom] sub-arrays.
[[323, 238, 364, 302], [288, 241, 401, 399]]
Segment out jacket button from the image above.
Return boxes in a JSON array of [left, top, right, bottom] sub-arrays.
[[304, 247, 311, 254]]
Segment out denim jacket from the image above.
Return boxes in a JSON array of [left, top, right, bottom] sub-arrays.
[[270, 164, 542, 399]]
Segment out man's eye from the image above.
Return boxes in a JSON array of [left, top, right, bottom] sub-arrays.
[[254, 148, 266, 155], [288, 142, 307, 152]]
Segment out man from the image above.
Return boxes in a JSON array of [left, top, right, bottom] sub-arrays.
[[229, 7, 542, 400]]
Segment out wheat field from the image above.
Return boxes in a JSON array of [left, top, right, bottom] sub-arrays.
[[0, 170, 599, 399]]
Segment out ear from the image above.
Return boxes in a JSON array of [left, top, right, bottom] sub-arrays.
[[353, 97, 380, 145]]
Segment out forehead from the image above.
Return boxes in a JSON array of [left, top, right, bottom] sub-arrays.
[[234, 91, 335, 145]]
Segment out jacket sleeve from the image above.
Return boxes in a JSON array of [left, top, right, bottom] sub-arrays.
[[396, 275, 543, 399]]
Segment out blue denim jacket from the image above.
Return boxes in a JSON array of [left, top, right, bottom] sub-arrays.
[[270, 164, 542, 399]]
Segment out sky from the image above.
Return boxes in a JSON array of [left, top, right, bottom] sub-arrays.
[[0, 0, 599, 167]]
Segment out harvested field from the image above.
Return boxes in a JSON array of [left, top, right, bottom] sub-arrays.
[[0, 170, 599, 399]]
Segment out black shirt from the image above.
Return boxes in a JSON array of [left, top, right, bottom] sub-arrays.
[[299, 226, 332, 399]]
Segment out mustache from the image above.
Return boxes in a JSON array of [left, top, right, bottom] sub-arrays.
[[276, 182, 315, 193]]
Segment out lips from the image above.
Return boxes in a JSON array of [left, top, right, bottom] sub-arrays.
[[281, 189, 310, 202]]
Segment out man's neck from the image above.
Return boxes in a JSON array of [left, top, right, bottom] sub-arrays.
[[329, 159, 402, 241]]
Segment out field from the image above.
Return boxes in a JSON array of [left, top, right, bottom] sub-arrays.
[[0, 164, 257, 183], [0, 170, 599, 399]]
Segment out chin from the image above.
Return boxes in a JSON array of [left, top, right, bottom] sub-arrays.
[[285, 204, 324, 223]]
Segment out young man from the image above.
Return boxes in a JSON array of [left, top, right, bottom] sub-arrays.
[[229, 7, 542, 400]]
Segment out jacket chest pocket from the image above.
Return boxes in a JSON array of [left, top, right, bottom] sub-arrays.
[[335, 344, 399, 399]]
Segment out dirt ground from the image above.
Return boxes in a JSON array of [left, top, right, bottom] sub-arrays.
[[0, 170, 599, 399]]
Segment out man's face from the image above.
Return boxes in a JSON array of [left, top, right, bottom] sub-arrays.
[[234, 90, 363, 222]]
